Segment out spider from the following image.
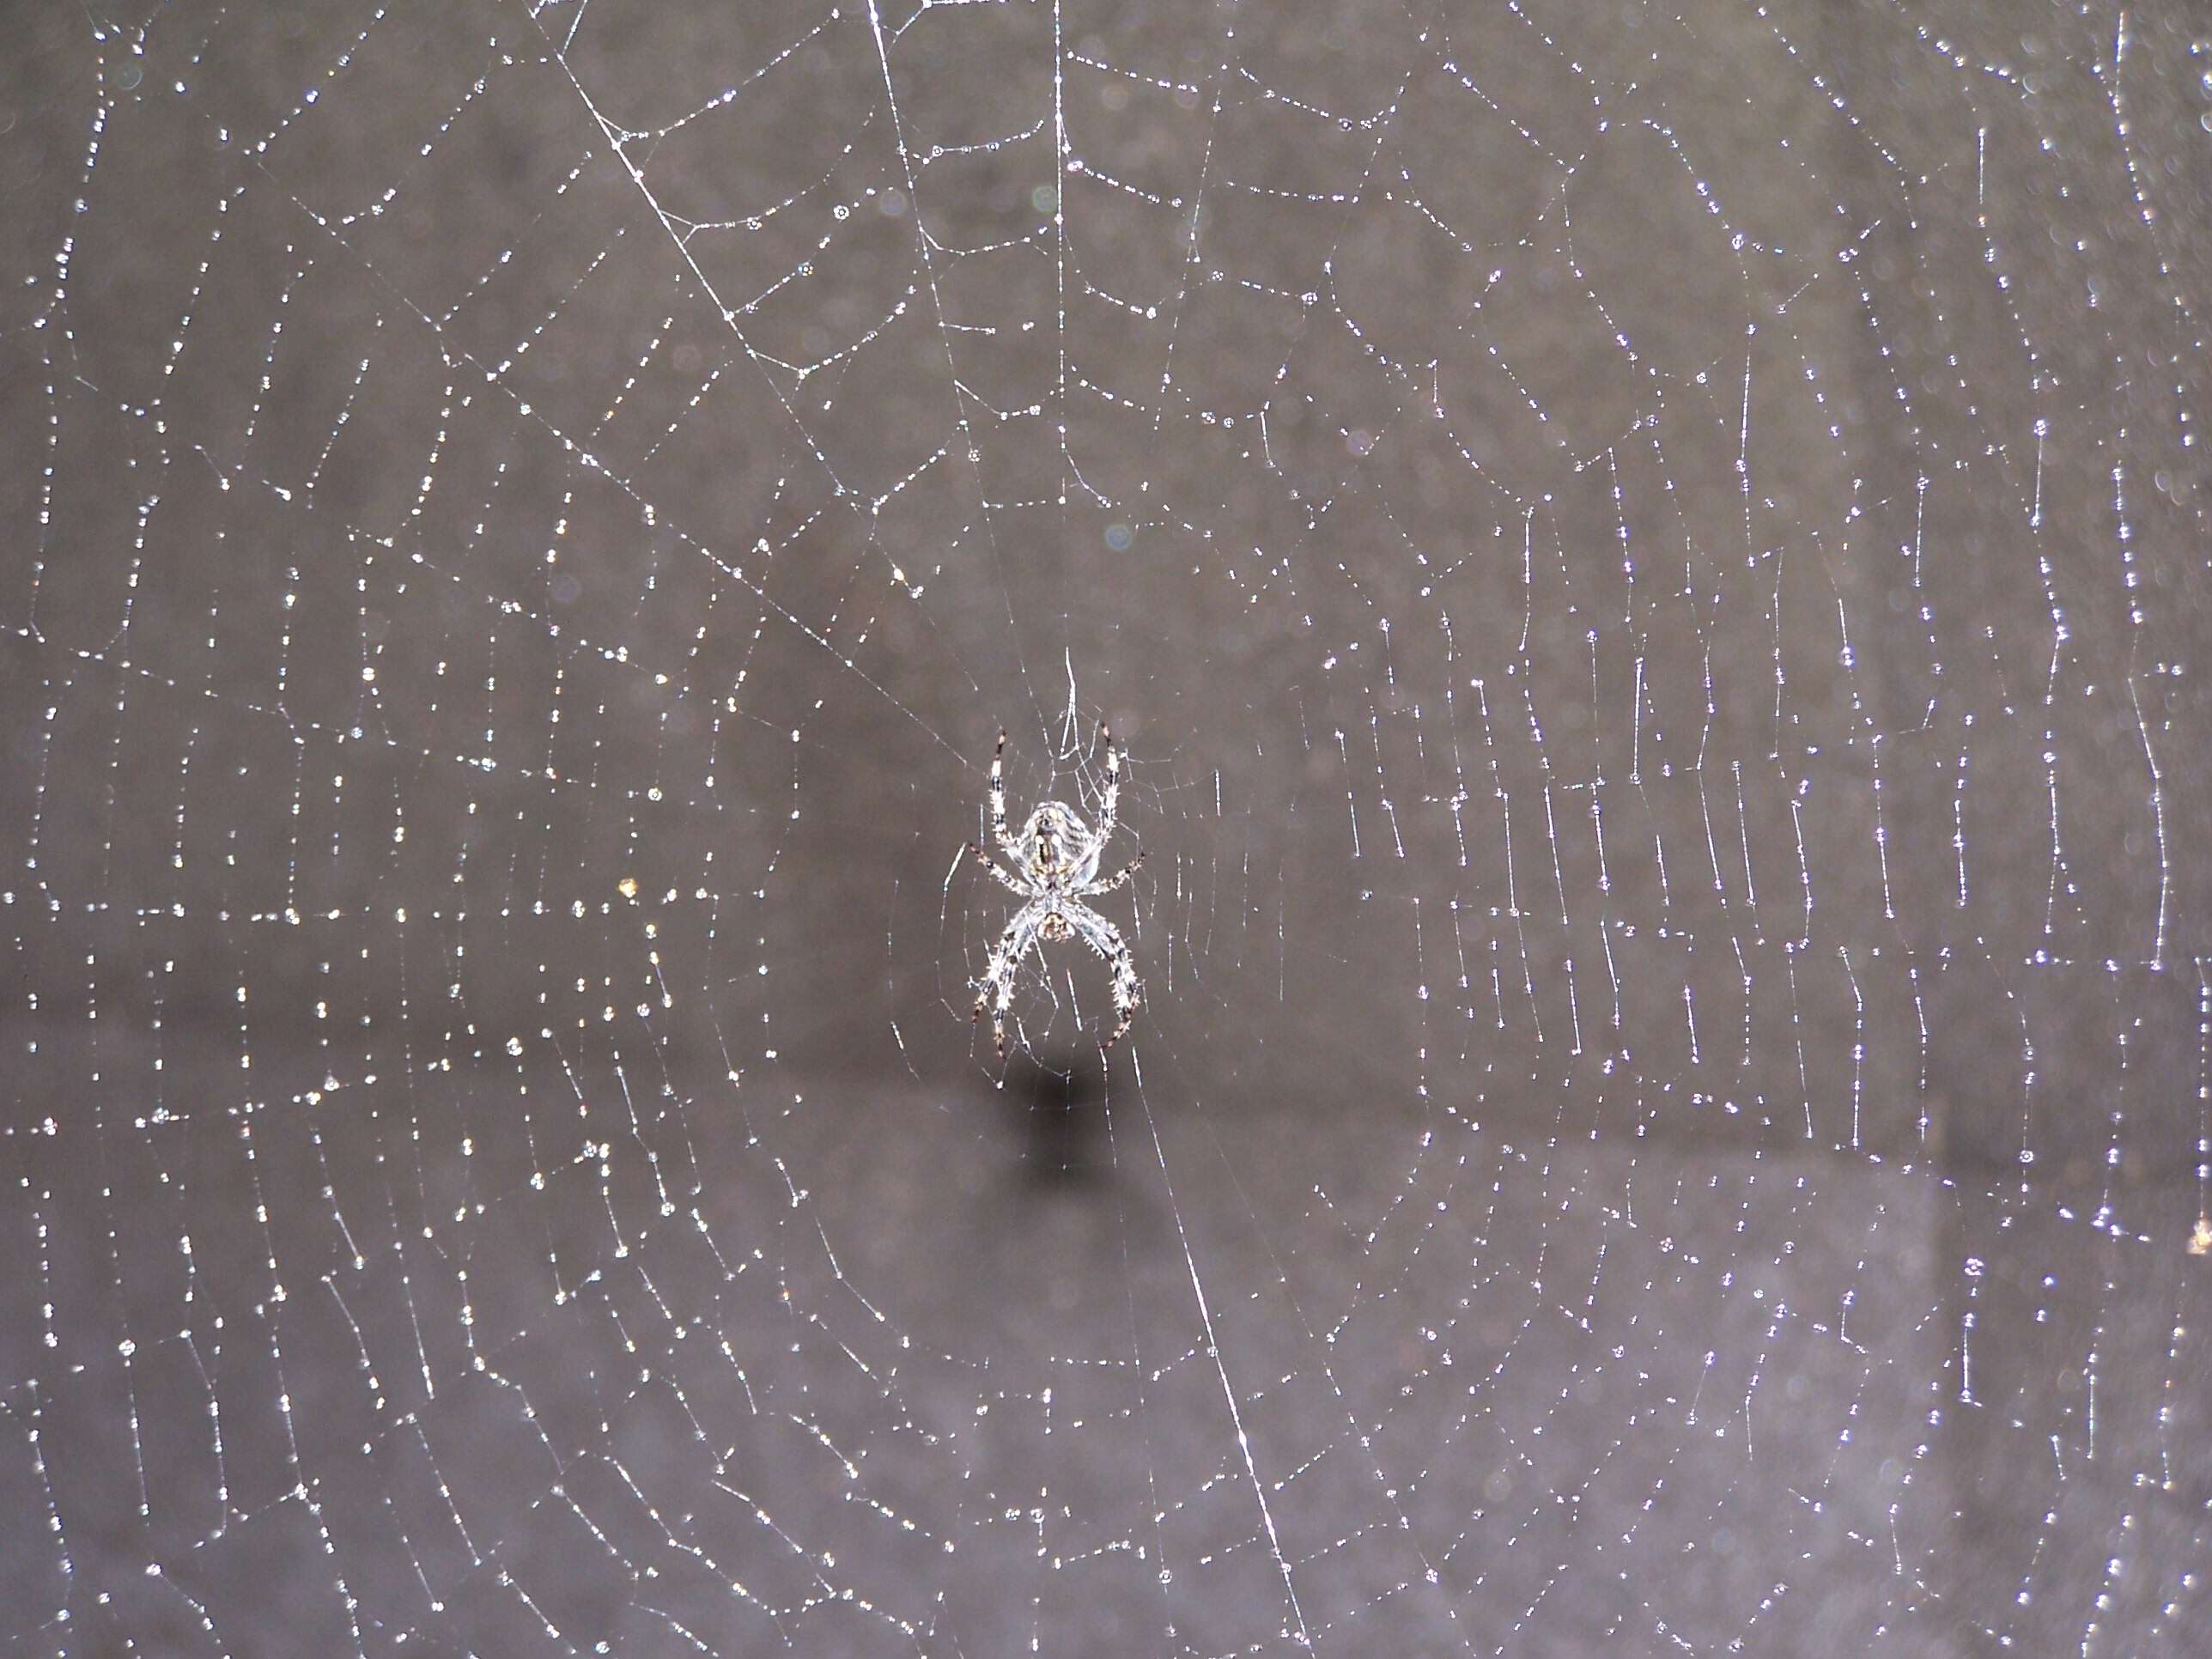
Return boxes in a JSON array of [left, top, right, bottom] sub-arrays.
[[971, 726, 1145, 1060]]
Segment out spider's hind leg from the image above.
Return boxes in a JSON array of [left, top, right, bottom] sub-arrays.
[[1097, 724, 1121, 844], [988, 729, 1022, 860]]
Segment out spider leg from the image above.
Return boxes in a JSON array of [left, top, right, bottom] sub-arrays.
[[1085, 851, 1145, 895], [1097, 723, 1121, 846], [975, 843, 1027, 896], [1068, 907, 1142, 1054], [989, 729, 1024, 861], [972, 907, 1035, 1061]]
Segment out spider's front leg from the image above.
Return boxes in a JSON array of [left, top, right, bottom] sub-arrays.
[[972, 910, 1030, 1061], [1100, 921, 1143, 1054], [1072, 909, 1144, 1054]]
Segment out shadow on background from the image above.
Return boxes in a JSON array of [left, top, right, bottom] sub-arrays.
[[1000, 1049, 1112, 1191]]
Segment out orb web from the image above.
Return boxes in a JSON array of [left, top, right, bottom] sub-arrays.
[[5, 1, 2211, 1653]]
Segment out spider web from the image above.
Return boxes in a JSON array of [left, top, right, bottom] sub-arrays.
[[5, 0, 2212, 1651]]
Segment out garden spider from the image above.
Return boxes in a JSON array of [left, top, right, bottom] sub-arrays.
[[972, 726, 1145, 1060]]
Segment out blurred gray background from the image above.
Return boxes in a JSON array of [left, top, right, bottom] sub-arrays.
[[4, 0, 2211, 1653]]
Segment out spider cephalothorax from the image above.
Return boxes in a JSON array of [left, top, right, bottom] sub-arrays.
[[972, 728, 1144, 1060]]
